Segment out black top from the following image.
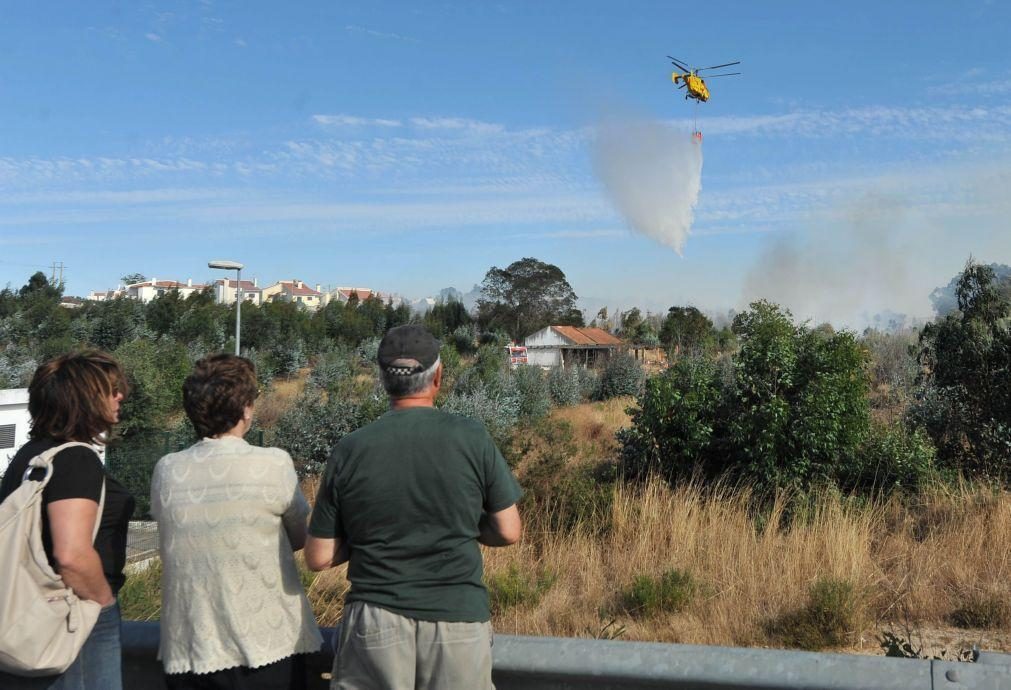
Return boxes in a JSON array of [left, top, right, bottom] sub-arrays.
[[0, 438, 136, 594]]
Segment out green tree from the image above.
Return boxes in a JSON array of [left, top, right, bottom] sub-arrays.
[[912, 260, 1011, 479], [113, 339, 191, 437], [660, 306, 713, 354], [120, 273, 147, 286], [476, 257, 581, 341], [621, 300, 872, 490]]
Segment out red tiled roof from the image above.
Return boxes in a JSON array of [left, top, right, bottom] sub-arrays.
[[551, 326, 624, 346], [216, 279, 261, 292], [272, 280, 320, 296], [135, 281, 207, 289], [339, 288, 374, 300]]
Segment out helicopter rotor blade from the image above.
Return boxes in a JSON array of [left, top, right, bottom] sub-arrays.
[[667, 55, 691, 70], [703, 72, 742, 78], [677, 83, 686, 89], [697, 61, 741, 72]]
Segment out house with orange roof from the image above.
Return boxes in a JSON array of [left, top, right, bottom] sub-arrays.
[[261, 279, 324, 310], [522, 325, 624, 368]]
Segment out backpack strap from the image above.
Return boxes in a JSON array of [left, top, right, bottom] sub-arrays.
[[24, 441, 107, 544]]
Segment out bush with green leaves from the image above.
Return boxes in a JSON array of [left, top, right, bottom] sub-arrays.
[[911, 261, 1011, 481], [0, 344, 37, 389], [271, 390, 376, 475], [620, 301, 872, 491], [113, 338, 191, 438], [845, 422, 939, 491], [486, 564, 557, 613], [548, 366, 582, 406], [598, 352, 646, 400], [511, 365, 551, 420], [308, 348, 356, 393], [577, 365, 600, 401], [357, 336, 381, 366], [269, 337, 307, 379], [620, 569, 698, 617], [439, 378, 520, 447], [619, 355, 724, 484], [765, 577, 859, 650], [450, 324, 477, 355]]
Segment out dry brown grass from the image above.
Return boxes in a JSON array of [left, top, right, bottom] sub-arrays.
[[253, 369, 309, 429], [550, 396, 632, 465], [477, 479, 1011, 653], [277, 398, 1011, 654]]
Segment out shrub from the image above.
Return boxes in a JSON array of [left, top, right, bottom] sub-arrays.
[[548, 366, 581, 407], [451, 325, 477, 355], [576, 365, 600, 401], [766, 577, 859, 650], [619, 356, 723, 484], [357, 336, 381, 365], [486, 564, 557, 613], [272, 390, 369, 475], [308, 348, 356, 393], [512, 365, 551, 420], [269, 337, 307, 379], [845, 422, 938, 491], [0, 344, 36, 389], [950, 590, 1011, 629], [113, 338, 191, 437], [439, 343, 462, 379], [621, 569, 697, 617], [440, 378, 520, 447], [598, 352, 645, 400]]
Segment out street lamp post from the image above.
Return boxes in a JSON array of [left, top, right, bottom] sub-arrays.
[[208, 260, 245, 355]]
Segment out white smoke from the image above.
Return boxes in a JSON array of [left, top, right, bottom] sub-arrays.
[[743, 193, 928, 328], [592, 118, 703, 254]]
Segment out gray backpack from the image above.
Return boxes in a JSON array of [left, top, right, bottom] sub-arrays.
[[0, 441, 106, 676]]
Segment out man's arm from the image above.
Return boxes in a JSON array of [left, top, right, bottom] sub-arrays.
[[479, 504, 521, 546], [304, 535, 350, 571], [48, 499, 115, 606]]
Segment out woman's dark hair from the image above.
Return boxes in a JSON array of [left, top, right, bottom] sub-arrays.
[[183, 354, 258, 438], [28, 350, 128, 444]]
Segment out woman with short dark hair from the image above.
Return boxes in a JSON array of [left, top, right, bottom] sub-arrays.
[[0, 350, 135, 689], [152, 354, 322, 690]]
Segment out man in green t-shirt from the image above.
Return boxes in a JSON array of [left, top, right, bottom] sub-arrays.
[[305, 325, 522, 690]]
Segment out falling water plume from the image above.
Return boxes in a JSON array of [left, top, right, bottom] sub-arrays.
[[592, 118, 703, 254]]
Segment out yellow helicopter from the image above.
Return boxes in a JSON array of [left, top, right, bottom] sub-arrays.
[[668, 56, 741, 103]]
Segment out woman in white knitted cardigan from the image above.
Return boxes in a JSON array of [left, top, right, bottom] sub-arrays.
[[151, 354, 322, 690]]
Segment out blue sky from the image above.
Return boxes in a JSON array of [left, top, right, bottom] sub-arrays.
[[1, 1, 1010, 325]]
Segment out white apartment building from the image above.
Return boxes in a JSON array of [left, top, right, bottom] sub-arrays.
[[126, 278, 208, 303], [213, 278, 263, 306]]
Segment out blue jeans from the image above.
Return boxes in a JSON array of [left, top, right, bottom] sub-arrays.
[[0, 602, 123, 690]]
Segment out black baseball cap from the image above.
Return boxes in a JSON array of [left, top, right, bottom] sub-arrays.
[[377, 325, 441, 374]]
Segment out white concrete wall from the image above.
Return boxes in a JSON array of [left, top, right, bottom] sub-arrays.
[[0, 388, 30, 476], [524, 327, 570, 348], [526, 348, 562, 367]]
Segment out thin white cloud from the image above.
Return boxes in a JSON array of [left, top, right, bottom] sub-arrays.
[[145, 32, 163, 42], [700, 104, 1011, 141], [344, 24, 419, 44], [0, 188, 232, 206], [313, 114, 403, 128], [409, 117, 505, 135]]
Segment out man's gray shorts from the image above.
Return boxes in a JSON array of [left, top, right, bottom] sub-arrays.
[[332, 601, 494, 690]]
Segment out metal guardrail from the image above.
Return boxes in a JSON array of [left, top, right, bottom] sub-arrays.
[[121, 622, 1011, 689]]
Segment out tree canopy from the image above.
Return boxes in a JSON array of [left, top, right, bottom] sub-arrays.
[[476, 257, 582, 341]]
